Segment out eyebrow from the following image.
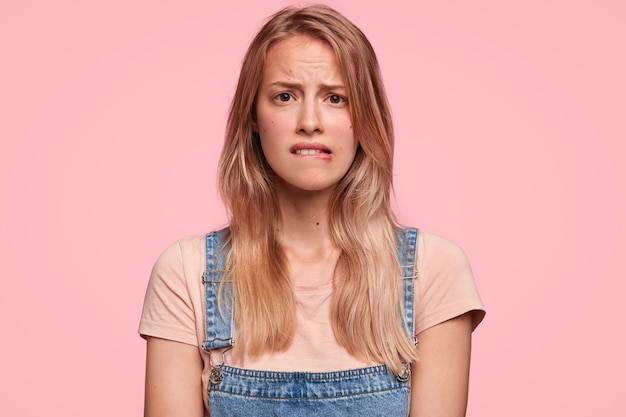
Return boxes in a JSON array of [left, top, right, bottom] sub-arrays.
[[267, 81, 346, 90]]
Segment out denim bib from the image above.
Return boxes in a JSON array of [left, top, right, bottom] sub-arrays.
[[202, 227, 418, 416]]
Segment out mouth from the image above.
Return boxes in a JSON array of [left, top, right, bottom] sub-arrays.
[[290, 143, 331, 155], [293, 149, 331, 155]]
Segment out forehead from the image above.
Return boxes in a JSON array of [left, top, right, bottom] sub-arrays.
[[264, 35, 341, 73], [270, 34, 328, 51]]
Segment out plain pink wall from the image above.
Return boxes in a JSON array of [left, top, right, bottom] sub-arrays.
[[1, 0, 624, 415]]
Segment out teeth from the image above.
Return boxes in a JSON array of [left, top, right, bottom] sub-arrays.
[[295, 149, 323, 155]]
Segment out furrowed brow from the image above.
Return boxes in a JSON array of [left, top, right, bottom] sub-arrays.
[[320, 83, 346, 91], [268, 81, 302, 89], [267, 81, 346, 91]]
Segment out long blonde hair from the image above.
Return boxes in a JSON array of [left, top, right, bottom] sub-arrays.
[[218, 5, 417, 373]]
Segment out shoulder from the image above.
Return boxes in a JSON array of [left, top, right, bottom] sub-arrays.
[[143, 233, 210, 318], [417, 231, 471, 271], [397, 227, 470, 270], [411, 229, 485, 334], [139, 233, 216, 345], [151, 226, 229, 281], [151, 235, 206, 277]]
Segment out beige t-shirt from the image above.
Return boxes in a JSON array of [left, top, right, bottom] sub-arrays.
[[139, 230, 485, 405]]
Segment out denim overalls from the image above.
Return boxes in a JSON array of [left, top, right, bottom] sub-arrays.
[[201, 227, 418, 416]]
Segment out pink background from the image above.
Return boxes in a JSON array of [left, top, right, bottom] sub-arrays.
[[1, 0, 624, 415]]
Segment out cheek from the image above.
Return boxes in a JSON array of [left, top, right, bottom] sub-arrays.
[[255, 105, 270, 133], [259, 121, 280, 140], [257, 109, 286, 138], [343, 125, 357, 149]]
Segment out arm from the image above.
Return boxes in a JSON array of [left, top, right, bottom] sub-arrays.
[[144, 337, 204, 417], [410, 312, 473, 417]]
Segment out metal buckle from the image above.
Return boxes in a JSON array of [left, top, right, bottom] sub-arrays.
[[207, 344, 233, 386], [396, 362, 411, 382], [209, 365, 224, 385]]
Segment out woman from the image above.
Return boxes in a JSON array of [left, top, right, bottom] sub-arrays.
[[140, 5, 484, 416]]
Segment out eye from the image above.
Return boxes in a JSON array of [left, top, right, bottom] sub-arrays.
[[327, 94, 347, 105], [275, 93, 293, 102]]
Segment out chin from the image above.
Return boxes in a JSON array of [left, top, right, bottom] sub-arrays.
[[277, 180, 337, 195]]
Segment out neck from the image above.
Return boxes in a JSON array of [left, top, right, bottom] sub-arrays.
[[274, 186, 341, 287], [274, 184, 335, 251]]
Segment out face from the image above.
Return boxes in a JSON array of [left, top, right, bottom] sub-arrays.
[[254, 35, 357, 195]]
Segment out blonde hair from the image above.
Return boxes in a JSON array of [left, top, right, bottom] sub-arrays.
[[218, 5, 417, 373]]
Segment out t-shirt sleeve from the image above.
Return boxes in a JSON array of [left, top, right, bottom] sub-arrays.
[[414, 232, 485, 335], [138, 240, 199, 346]]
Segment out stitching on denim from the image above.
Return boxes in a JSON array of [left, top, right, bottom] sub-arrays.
[[210, 386, 410, 400]]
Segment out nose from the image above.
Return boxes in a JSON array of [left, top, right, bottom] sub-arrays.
[[297, 100, 323, 135]]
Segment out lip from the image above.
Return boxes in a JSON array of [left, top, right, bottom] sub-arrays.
[[290, 142, 332, 155]]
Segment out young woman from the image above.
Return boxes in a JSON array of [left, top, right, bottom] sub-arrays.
[[140, 5, 484, 416]]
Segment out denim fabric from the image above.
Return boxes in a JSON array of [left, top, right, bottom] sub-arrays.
[[201, 228, 233, 351], [209, 365, 409, 416], [203, 227, 418, 416]]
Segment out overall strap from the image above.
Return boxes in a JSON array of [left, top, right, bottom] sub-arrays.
[[201, 228, 233, 351], [396, 227, 419, 345], [201, 227, 419, 347]]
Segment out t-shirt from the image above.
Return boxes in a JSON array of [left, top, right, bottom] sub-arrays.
[[139, 230, 485, 407]]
